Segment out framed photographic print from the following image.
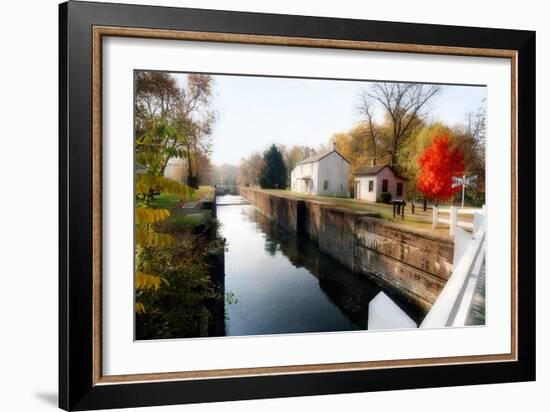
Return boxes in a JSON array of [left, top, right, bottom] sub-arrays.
[[59, 1, 535, 410]]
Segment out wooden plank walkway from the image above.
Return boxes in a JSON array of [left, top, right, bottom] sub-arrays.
[[466, 260, 486, 326]]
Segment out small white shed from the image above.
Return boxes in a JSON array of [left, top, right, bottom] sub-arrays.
[[354, 165, 407, 203], [290, 146, 350, 197]]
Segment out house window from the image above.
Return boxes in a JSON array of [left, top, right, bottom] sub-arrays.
[[396, 182, 403, 197], [382, 179, 388, 192], [368, 180, 374, 192], [323, 180, 329, 190]]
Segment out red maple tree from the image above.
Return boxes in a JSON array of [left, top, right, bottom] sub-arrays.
[[417, 134, 464, 202]]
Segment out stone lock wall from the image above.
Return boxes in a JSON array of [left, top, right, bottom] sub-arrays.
[[354, 218, 453, 311], [238, 187, 302, 233], [239, 187, 454, 312]]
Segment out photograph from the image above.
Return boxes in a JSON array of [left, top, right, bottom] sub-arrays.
[[53, 1, 536, 410], [134, 70, 487, 340]]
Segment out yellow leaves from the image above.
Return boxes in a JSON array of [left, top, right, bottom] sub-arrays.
[[135, 302, 146, 314], [136, 272, 168, 291], [136, 174, 193, 200], [136, 229, 175, 247], [136, 207, 170, 224]]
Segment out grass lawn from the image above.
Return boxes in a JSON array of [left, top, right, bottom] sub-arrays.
[[149, 193, 180, 209], [191, 185, 215, 201], [149, 186, 214, 210], [263, 189, 448, 233], [168, 211, 210, 230]]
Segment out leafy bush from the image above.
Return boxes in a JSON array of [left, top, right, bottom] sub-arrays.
[[379, 192, 392, 204], [136, 235, 225, 340], [134, 172, 223, 340]]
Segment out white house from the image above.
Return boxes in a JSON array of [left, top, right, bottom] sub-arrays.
[[354, 165, 407, 202], [290, 145, 350, 197]]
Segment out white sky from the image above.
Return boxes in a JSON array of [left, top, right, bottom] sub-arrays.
[[175, 73, 486, 166]]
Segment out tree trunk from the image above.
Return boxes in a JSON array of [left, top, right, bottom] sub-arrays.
[[186, 145, 193, 183]]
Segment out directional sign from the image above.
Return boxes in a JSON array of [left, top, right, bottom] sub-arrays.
[[452, 175, 477, 188], [452, 175, 478, 208]]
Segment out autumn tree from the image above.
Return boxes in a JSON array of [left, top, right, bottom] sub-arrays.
[[452, 102, 486, 205], [135, 72, 188, 176], [258, 145, 287, 189], [174, 74, 216, 188], [399, 122, 452, 199], [237, 152, 265, 186], [331, 124, 373, 192], [282, 145, 316, 186], [359, 82, 441, 167], [417, 134, 464, 204]]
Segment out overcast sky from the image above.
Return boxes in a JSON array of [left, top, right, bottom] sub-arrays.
[[175, 73, 486, 166]]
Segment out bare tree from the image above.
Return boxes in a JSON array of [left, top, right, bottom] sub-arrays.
[[135, 72, 182, 133], [466, 99, 486, 156], [357, 95, 379, 164], [360, 82, 442, 167]]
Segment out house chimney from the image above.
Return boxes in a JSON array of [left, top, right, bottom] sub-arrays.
[[332, 142, 337, 151], [371, 158, 377, 167]]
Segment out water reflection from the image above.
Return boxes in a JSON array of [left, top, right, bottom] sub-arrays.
[[216, 195, 422, 337]]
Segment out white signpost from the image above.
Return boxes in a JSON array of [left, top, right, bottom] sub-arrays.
[[452, 174, 477, 208]]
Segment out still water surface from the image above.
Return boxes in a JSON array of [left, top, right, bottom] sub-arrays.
[[216, 195, 422, 336]]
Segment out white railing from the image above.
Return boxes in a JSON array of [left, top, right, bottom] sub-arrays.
[[433, 205, 486, 236], [421, 206, 486, 328]]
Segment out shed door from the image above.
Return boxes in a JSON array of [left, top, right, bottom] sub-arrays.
[[396, 182, 403, 197], [355, 181, 361, 198]]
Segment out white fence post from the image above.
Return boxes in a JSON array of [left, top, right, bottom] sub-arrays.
[[473, 212, 482, 235], [432, 206, 439, 229], [449, 206, 458, 236]]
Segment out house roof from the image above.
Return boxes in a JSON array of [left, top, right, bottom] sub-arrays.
[[354, 164, 408, 181], [295, 149, 350, 166]]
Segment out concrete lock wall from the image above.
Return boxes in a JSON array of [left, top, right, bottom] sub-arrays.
[[239, 187, 454, 312]]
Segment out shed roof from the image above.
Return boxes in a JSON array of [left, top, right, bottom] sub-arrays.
[[296, 149, 350, 166], [354, 164, 408, 181]]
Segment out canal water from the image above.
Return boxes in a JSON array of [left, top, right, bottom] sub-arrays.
[[215, 195, 423, 337]]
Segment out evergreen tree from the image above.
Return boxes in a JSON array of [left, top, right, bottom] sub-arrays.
[[258, 144, 287, 189]]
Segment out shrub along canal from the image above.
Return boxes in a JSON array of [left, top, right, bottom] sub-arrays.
[[215, 194, 424, 336]]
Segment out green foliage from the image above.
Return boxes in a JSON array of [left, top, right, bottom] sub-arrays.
[[134, 72, 222, 339], [259, 144, 287, 189], [136, 174, 193, 206], [135, 238, 225, 339], [136, 116, 188, 176]]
